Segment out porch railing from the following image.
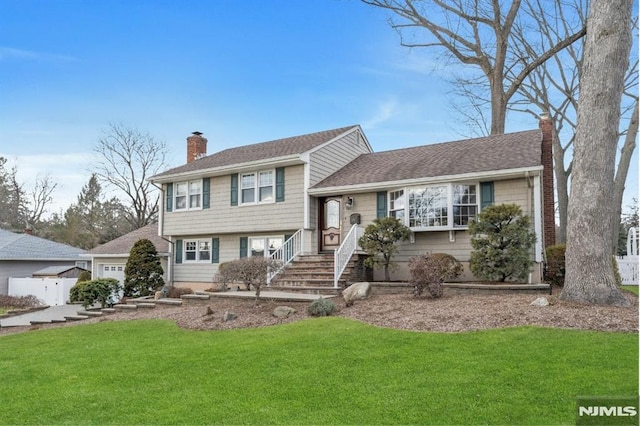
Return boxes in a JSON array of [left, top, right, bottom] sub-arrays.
[[267, 229, 304, 285], [334, 224, 364, 288]]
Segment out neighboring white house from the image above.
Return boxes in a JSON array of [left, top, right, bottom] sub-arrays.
[[149, 117, 556, 290]]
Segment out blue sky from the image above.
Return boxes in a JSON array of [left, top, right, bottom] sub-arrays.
[[0, 0, 637, 215]]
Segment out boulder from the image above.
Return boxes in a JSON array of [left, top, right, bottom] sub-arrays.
[[531, 297, 549, 306], [343, 282, 372, 307], [154, 291, 163, 300], [223, 311, 237, 322], [273, 306, 296, 318]]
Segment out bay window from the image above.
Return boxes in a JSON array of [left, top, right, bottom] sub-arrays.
[[389, 183, 478, 230]]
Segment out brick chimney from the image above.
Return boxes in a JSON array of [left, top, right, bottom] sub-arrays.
[[539, 113, 556, 247], [186, 132, 207, 163]]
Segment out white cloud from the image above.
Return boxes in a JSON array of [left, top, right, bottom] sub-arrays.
[[362, 98, 399, 129], [0, 46, 77, 62]]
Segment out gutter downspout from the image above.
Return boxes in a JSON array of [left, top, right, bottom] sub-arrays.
[[151, 180, 174, 286]]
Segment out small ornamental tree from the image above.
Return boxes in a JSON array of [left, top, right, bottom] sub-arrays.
[[358, 217, 411, 281], [124, 238, 165, 297], [468, 203, 536, 282]]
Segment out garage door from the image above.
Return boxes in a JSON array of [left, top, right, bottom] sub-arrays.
[[102, 264, 125, 284]]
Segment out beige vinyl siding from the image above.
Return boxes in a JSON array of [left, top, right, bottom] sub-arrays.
[[309, 130, 370, 186], [172, 232, 296, 286], [165, 165, 305, 236], [494, 178, 533, 216]]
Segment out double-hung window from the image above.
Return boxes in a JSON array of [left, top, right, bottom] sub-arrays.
[[184, 240, 210, 262], [175, 180, 202, 211], [390, 183, 478, 230], [241, 170, 275, 204]]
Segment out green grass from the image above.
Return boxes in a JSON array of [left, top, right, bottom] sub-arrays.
[[622, 285, 639, 295], [0, 318, 637, 425]]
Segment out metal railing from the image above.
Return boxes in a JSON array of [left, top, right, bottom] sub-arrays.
[[334, 224, 364, 288], [267, 229, 303, 285]]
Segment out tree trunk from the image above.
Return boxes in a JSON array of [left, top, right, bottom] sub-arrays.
[[610, 100, 639, 253], [560, 0, 633, 306]]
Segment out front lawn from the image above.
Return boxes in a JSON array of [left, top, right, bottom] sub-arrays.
[[622, 285, 639, 295], [0, 318, 637, 425]]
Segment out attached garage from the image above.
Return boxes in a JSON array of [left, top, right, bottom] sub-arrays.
[[100, 263, 126, 284]]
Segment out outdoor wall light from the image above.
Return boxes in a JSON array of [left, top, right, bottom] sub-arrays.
[[345, 196, 354, 210]]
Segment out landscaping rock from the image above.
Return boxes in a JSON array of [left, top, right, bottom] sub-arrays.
[[531, 297, 549, 306], [343, 282, 372, 307], [273, 306, 296, 318], [154, 291, 163, 300], [223, 311, 237, 322]]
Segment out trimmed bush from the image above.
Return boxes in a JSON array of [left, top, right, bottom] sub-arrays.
[[307, 298, 336, 317], [358, 217, 411, 281], [214, 257, 281, 306], [69, 278, 122, 308], [409, 253, 463, 298], [544, 244, 566, 286], [124, 238, 165, 297], [468, 203, 536, 282]]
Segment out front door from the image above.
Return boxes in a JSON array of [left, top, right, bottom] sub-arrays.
[[321, 197, 341, 251]]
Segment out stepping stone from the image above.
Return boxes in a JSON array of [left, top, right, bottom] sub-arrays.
[[64, 315, 89, 321], [77, 310, 103, 317]]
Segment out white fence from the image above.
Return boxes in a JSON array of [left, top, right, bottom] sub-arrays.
[[8, 277, 77, 306], [616, 256, 639, 285]]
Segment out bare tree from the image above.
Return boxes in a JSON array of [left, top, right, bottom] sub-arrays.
[[93, 123, 168, 230], [510, 4, 638, 246], [361, 0, 586, 135], [560, 0, 633, 306], [23, 174, 57, 227]]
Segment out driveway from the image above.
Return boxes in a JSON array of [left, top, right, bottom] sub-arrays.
[[0, 304, 89, 327]]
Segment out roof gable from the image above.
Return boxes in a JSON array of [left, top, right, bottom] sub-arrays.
[[312, 130, 543, 190], [86, 223, 169, 256], [153, 125, 360, 179], [0, 229, 85, 260]]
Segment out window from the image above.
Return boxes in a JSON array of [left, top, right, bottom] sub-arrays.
[[453, 184, 477, 226], [389, 190, 405, 220], [249, 237, 283, 257], [175, 180, 202, 210], [390, 183, 478, 230], [409, 186, 448, 228], [184, 239, 210, 262], [240, 170, 275, 204]]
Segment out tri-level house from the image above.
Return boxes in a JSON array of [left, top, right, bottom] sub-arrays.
[[150, 116, 555, 291]]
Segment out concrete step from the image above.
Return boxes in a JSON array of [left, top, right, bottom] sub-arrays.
[[64, 315, 90, 321], [77, 310, 103, 317], [115, 304, 138, 310], [268, 285, 341, 295]]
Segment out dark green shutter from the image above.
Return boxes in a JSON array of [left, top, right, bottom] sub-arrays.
[[175, 239, 183, 264], [202, 178, 210, 209], [240, 237, 248, 258], [376, 191, 387, 218], [276, 167, 285, 202], [230, 174, 238, 206], [211, 237, 219, 263], [480, 182, 494, 209], [166, 183, 173, 212]]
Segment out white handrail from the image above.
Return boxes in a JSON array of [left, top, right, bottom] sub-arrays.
[[334, 224, 364, 288], [267, 229, 303, 285]]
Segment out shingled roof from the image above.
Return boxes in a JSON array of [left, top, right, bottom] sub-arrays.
[[311, 129, 543, 190], [86, 223, 169, 256], [0, 229, 84, 261], [153, 125, 360, 179]]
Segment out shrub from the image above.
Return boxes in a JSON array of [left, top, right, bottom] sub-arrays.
[[358, 217, 411, 281], [468, 203, 536, 282], [69, 278, 122, 308], [124, 238, 165, 297], [544, 244, 566, 286], [307, 298, 336, 317], [409, 253, 463, 298], [0, 294, 45, 310], [215, 257, 281, 306], [76, 270, 92, 283], [167, 287, 193, 298]]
